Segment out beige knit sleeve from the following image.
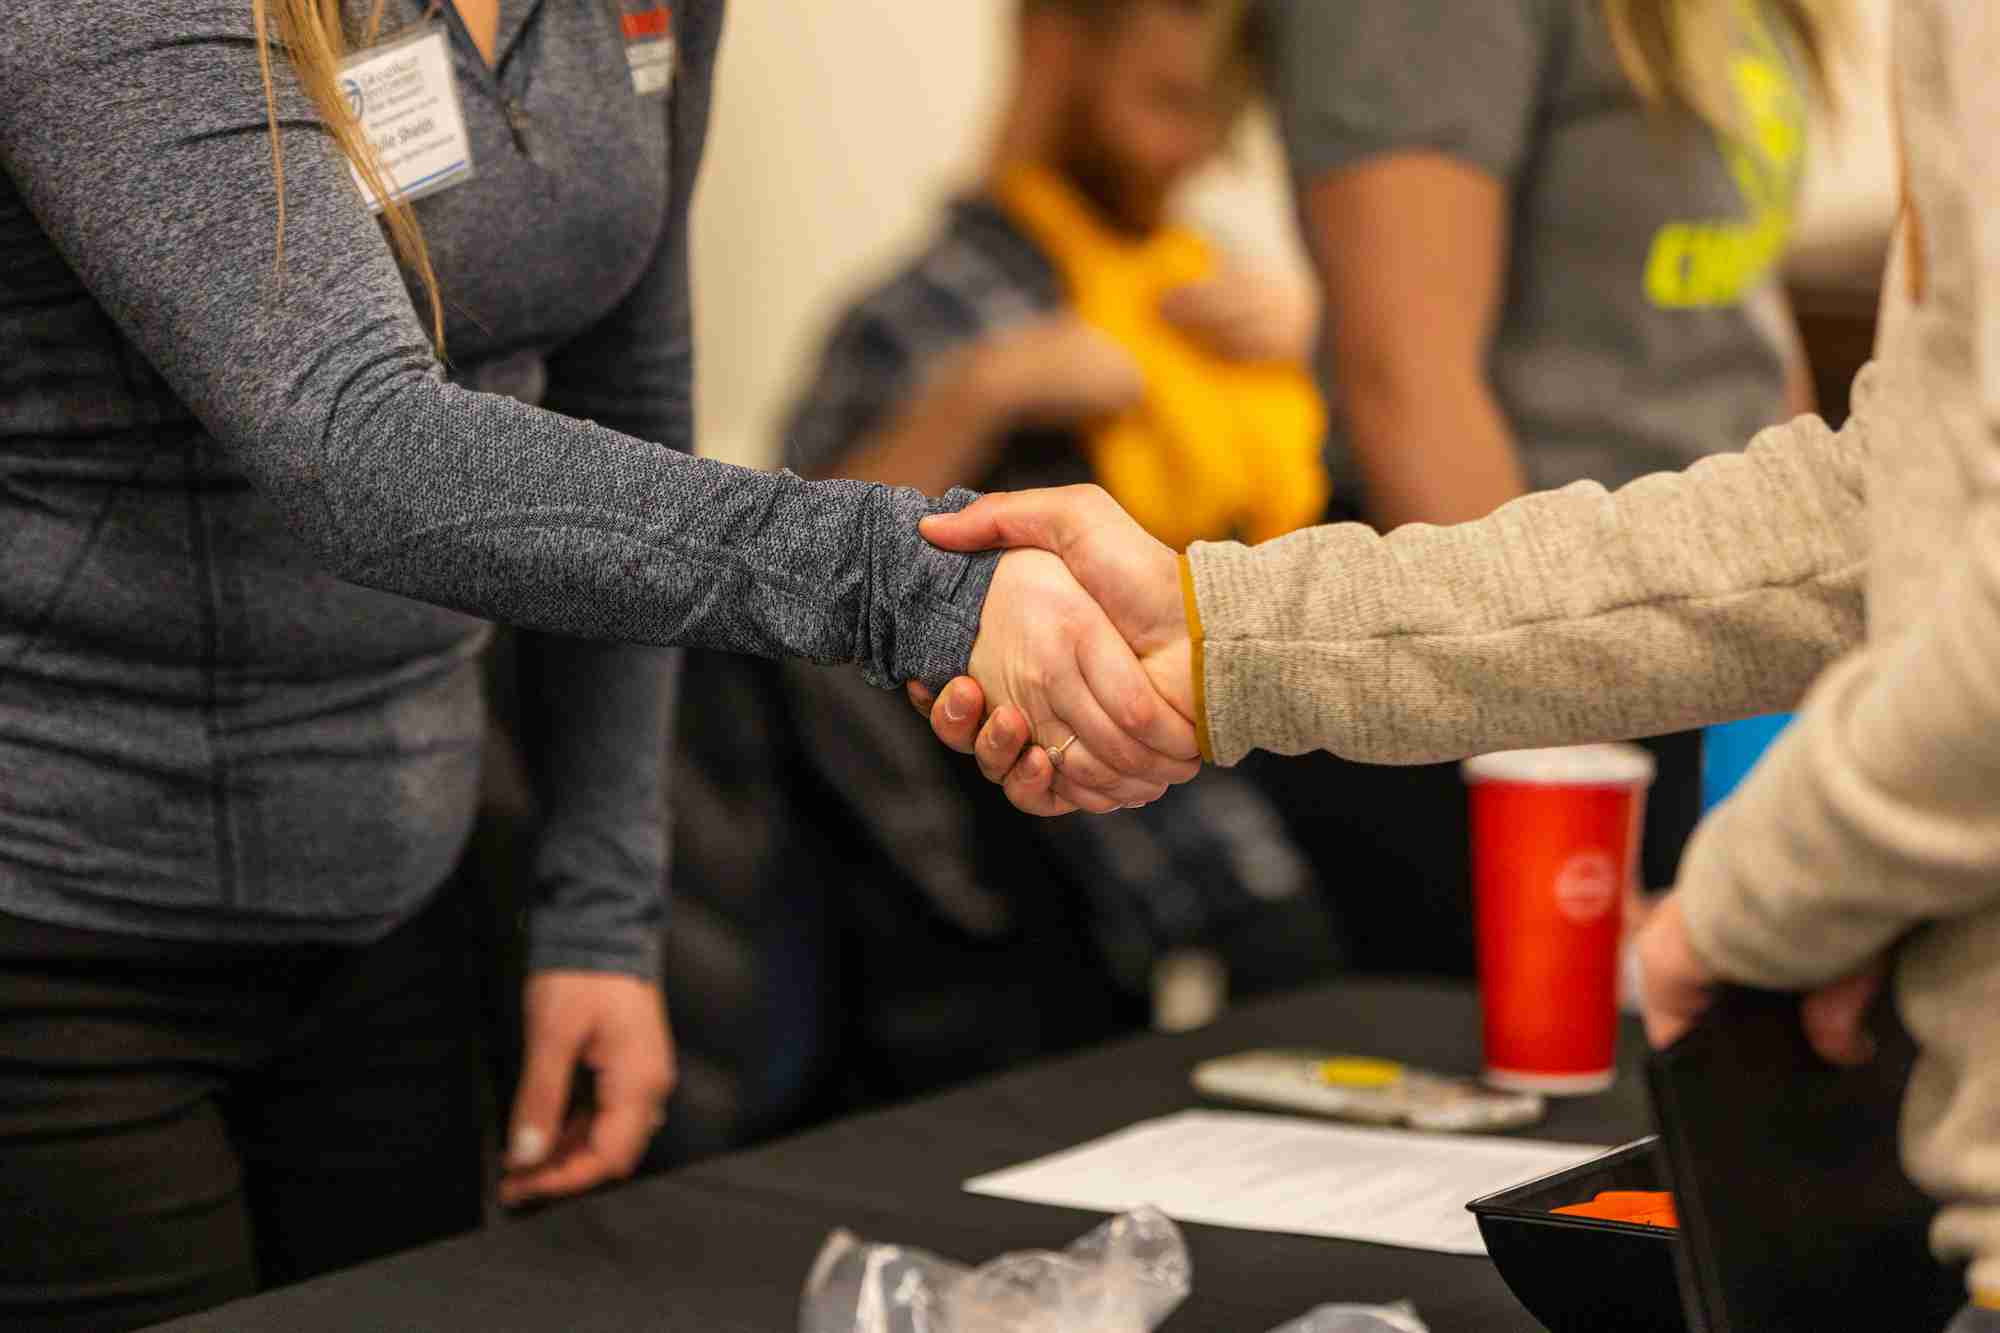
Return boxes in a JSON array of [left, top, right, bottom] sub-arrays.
[[1676, 4, 2000, 990], [1184, 402, 1869, 767]]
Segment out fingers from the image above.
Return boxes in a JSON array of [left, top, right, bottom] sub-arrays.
[[974, 705, 1034, 783], [906, 680, 935, 719], [501, 1076, 673, 1208], [1075, 623, 1199, 764], [1634, 897, 1717, 1050], [1801, 962, 1887, 1067], [1001, 744, 1079, 817], [1034, 737, 1168, 811], [972, 694, 1160, 810], [498, 1115, 591, 1208], [1037, 683, 1174, 809], [920, 677, 986, 755], [979, 708, 1167, 818], [562, 1047, 674, 1194], [501, 976, 675, 1208], [1041, 625, 1196, 792], [1639, 977, 1709, 1050], [918, 484, 1109, 555], [506, 1003, 581, 1177], [1053, 769, 1167, 812]]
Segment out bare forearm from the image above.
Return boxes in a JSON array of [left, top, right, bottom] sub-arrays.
[[1344, 372, 1527, 530]]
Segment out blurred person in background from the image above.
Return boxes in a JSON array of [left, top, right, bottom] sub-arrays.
[[773, 0, 1341, 1083], [1230, 0, 1833, 977]]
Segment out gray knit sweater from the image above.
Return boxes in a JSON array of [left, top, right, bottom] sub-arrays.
[[0, 0, 995, 976]]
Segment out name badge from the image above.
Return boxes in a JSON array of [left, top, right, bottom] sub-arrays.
[[617, 1, 676, 97], [339, 25, 476, 212]]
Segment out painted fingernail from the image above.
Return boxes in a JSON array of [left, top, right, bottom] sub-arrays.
[[509, 1126, 548, 1168]]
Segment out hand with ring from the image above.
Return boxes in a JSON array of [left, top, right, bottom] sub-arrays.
[[911, 486, 1198, 815], [948, 543, 1199, 815]]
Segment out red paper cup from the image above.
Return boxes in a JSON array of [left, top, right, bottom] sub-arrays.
[[1462, 744, 1655, 1095]]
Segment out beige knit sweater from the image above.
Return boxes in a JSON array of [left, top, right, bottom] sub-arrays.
[[1186, 0, 2000, 1295]]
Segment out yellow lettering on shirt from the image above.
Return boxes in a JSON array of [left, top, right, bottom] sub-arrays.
[[1643, 3, 1806, 310]]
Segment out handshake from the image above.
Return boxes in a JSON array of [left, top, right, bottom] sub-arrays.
[[908, 484, 1202, 816]]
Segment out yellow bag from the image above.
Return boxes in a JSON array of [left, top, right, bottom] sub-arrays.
[[994, 163, 1328, 550]]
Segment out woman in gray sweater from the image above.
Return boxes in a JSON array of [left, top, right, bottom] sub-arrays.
[[0, 2, 1194, 1326]]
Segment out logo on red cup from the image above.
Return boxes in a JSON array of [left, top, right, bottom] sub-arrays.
[[1554, 849, 1618, 924]]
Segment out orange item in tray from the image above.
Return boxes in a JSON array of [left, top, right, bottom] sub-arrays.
[[1553, 1190, 1680, 1229]]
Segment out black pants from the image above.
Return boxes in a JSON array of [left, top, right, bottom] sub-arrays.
[[0, 880, 489, 1332]]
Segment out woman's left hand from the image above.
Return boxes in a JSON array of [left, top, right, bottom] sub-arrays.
[[1635, 891, 1886, 1066], [500, 971, 676, 1207]]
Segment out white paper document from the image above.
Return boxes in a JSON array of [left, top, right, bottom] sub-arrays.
[[963, 1110, 1611, 1256]]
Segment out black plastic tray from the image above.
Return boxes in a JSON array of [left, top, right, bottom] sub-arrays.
[[1467, 1136, 1686, 1333]]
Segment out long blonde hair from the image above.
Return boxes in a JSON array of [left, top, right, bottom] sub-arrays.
[[1603, 0, 1841, 130], [252, 0, 446, 352]]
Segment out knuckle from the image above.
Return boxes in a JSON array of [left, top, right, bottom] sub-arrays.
[[1097, 731, 1146, 775], [1114, 689, 1158, 737]]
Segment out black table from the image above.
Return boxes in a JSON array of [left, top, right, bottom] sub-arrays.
[[154, 980, 1652, 1332]]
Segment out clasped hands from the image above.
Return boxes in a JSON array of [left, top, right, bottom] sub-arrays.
[[911, 484, 1198, 816]]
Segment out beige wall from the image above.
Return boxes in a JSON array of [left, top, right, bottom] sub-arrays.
[[688, 0, 1898, 470], [689, 1, 1010, 468]]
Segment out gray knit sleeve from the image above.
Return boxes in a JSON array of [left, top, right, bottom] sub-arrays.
[[0, 1, 995, 691]]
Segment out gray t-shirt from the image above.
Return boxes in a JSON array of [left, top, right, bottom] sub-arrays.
[[1262, 0, 1803, 496]]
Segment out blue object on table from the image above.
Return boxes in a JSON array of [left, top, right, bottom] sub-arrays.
[[1702, 714, 1793, 812]]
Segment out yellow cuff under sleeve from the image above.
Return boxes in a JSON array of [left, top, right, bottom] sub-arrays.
[[1179, 552, 1212, 764]]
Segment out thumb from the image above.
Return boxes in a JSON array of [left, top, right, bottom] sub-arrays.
[[919, 490, 1079, 555], [1801, 962, 1887, 1067], [508, 1011, 581, 1169]]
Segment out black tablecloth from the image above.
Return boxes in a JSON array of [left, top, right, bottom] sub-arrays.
[[152, 980, 1652, 1332]]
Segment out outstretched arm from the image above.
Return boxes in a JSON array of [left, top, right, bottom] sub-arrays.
[[0, 2, 1196, 806], [919, 397, 1868, 789]]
